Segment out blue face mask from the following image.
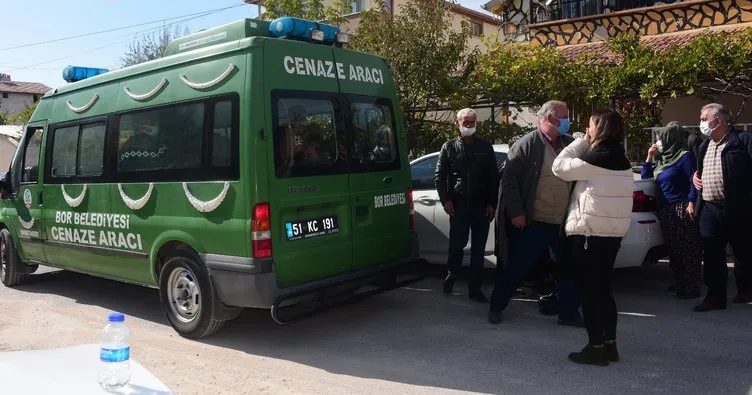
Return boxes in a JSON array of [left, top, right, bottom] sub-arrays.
[[556, 117, 571, 135]]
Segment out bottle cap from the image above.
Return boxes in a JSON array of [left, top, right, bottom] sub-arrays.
[[108, 312, 125, 323]]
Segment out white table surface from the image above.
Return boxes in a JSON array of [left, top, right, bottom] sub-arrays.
[[0, 344, 173, 394]]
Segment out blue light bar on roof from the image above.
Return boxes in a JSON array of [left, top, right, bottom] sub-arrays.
[[269, 16, 340, 43], [62, 65, 108, 83]]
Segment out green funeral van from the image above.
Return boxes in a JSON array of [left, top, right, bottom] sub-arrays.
[[0, 17, 423, 338]]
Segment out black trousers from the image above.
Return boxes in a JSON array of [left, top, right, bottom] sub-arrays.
[[568, 235, 622, 345], [699, 202, 752, 302]]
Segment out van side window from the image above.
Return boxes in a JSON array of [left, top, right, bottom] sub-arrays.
[[212, 100, 232, 168], [348, 99, 400, 173], [21, 128, 43, 184], [118, 103, 204, 173], [50, 122, 106, 178], [273, 96, 344, 178]]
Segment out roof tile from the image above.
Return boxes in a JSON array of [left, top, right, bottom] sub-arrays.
[[0, 81, 51, 95]]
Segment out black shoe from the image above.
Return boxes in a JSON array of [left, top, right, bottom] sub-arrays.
[[732, 290, 752, 304], [676, 290, 702, 300], [488, 310, 502, 324], [568, 345, 609, 366], [667, 283, 680, 293], [442, 274, 455, 294], [604, 342, 619, 362], [693, 299, 727, 312], [469, 290, 489, 303], [538, 293, 558, 316], [558, 316, 585, 328]]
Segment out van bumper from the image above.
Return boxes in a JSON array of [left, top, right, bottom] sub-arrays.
[[204, 234, 421, 309]]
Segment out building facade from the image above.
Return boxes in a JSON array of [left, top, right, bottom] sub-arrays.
[[481, 0, 752, 126], [0, 74, 50, 116]]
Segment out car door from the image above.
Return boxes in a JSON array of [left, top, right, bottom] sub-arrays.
[[345, 95, 411, 271], [7, 125, 47, 263], [410, 155, 442, 254]]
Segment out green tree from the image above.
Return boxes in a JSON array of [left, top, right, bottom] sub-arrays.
[[260, 0, 348, 24], [121, 25, 189, 67], [8, 103, 37, 125], [351, 0, 474, 156]]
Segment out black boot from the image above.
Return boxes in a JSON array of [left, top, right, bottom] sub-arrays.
[[488, 310, 502, 324], [568, 345, 609, 366], [442, 273, 455, 294], [604, 342, 619, 362]]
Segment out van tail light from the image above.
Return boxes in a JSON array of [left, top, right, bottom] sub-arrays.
[[632, 191, 657, 213], [252, 203, 272, 259], [408, 188, 415, 230]]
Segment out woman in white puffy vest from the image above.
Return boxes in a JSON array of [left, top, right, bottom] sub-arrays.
[[551, 109, 634, 367]]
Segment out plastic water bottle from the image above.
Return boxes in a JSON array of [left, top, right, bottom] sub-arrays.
[[97, 312, 131, 390]]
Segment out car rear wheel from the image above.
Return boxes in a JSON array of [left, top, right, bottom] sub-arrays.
[[159, 248, 224, 339]]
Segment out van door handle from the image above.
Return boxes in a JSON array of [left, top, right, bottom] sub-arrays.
[[38, 192, 43, 206], [382, 176, 393, 184], [356, 205, 368, 216]]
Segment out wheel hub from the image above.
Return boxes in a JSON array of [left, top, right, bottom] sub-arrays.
[[167, 267, 201, 323]]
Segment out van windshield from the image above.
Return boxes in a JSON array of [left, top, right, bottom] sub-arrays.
[[272, 92, 399, 178]]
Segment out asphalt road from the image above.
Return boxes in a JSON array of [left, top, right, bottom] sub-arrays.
[[0, 263, 750, 395]]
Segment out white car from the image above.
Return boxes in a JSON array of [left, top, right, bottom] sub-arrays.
[[410, 145, 666, 269]]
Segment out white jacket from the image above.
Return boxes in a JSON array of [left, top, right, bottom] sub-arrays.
[[551, 138, 634, 238]]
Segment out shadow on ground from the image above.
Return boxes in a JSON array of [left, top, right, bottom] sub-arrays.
[[12, 264, 752, 394]]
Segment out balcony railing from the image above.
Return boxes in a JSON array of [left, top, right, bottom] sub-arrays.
[[531, 0, 665, 24]]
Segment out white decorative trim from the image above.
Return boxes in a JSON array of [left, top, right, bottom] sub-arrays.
[[66, 94, 99, 113], [179, 64, 236, 90], [18, 216, 34, 230], [61, 184, 87, 208], [123, 78, 168, 101], [118, 183, 154, 210], [182, 182, 230, 213]]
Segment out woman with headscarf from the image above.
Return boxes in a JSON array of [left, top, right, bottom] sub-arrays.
[[641, 122, 702, 299]]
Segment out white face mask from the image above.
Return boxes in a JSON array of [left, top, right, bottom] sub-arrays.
[[699, 120, 714, 137], [460, 127, 476, 136], [656, 140, 664, 153]]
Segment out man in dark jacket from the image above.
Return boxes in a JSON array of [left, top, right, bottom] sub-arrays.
[[691, 103, 752, 311], [488, 100, 581, 325], [435, 108, 498, 303]]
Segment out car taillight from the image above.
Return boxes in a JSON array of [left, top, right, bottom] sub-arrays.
[[632, 191, 657, 213], [252, 203, 272, 258], [408, 188, 415, 230]]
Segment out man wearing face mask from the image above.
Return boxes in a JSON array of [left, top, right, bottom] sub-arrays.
[[434, 108, 498, 303], [691, 103, 752, 311], [489, 100, 581, 325]]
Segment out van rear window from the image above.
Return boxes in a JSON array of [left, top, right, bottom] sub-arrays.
[[273, 96, 345, 178]]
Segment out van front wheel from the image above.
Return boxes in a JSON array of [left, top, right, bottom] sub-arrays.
[[1, 228, 27, 287], [159, 250, 224, 339]]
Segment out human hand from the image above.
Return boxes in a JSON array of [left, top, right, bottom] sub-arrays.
[[687, 201, 696, 221], [511, 215, 526, 229], [486, 206, 496, 222], [647, 144, 658, 162], [443, 201, 455, 216], [692, 171, 702, 190]]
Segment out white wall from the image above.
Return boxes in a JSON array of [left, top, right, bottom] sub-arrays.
[[0, 92, 37, 116]]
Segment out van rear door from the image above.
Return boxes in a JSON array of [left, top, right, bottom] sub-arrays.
[[263, 40, 353, 287], [333, 49, 412, 270]]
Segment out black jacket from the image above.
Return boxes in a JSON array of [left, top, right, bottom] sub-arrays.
[[434, 136, 498, 208], [696, 128, 752, 220]]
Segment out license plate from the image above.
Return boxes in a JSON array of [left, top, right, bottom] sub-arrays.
[[285, 216, 339, 241]]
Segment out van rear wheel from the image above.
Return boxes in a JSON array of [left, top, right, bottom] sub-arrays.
[[1, 228, 27, 287], [159, 249, 224, 339]]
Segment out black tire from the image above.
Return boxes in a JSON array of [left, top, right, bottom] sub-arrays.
[[1, 228, 27, 287], [158, 248, 224, 339]]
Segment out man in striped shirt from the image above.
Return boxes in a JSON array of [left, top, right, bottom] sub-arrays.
[[691, 103, 752, 311]]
